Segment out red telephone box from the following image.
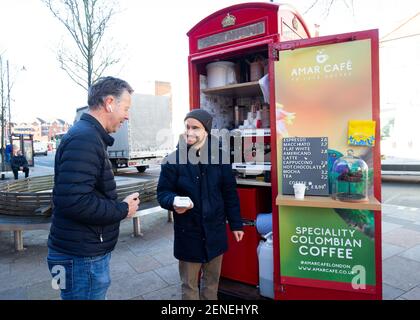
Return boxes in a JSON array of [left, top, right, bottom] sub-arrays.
[[187, 2, 382, 300]]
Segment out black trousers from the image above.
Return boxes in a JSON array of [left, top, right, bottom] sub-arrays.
[[12, 167, 29, 179]]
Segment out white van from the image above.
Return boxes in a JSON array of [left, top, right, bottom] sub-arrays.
[[33, 141, 48, 156]]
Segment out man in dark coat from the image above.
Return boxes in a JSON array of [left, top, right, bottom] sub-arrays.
[[47, 77, 140, 300], [10, 150, 29, 179], [157, 109, 244, 300]]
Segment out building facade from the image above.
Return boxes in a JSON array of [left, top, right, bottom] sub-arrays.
[[11, 118, 71, 142]]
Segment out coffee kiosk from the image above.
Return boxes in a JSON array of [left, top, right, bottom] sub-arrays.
[[187, 2, 382, 300]]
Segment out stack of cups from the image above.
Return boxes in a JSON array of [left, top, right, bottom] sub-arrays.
[[293, 183, 306, 200]]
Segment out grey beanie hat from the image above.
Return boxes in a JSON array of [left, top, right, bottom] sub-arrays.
[[184, 109, 213, 133]]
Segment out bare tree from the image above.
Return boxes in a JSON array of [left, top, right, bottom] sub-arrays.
[[0, 53, 10, 172], [42, 0, 122, 91], [304, 0, 354, 18]]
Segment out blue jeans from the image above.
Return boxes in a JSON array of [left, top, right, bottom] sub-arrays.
[[47, 248, 112, 300]]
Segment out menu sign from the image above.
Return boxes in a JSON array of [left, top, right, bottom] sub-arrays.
[[282, 137, 329, 196]]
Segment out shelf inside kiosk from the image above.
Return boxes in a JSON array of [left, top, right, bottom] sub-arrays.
[[197, 51, 272, 186]]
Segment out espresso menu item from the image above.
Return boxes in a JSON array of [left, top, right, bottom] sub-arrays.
[[282, 137, 329, 196]]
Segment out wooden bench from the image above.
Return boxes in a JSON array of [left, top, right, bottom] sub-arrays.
[[0, 176, 56, 251], [0, 214, 52, 251], [1, 162, 12, 180], [0, 207, 172, 251], [1, 172, 8, 180], [0, 175, 172, 250], [132, 205, 173, 237], [0, 175, 54, 217]]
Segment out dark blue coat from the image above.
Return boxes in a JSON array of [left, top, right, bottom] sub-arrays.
[[48, 113, 129, 257], [157, 136, 243, 263], [10, 155, 29, 170]]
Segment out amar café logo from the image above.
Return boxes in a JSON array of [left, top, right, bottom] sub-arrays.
[[291, 49, 353, 81]]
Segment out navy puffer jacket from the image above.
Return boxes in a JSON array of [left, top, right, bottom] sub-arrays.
[[10, 155, 29, 170], [48, 113, 128, 257], [157, 136, 243, 263]]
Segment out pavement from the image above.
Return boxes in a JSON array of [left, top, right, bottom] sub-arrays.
[[1, 165, 54, 181], [0, 156, 420, 300], [381, 156, 420, 183], [0, 209, 179, 300], [381, 203, 420, 300]]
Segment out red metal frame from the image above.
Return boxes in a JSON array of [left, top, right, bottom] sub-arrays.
[[188, 3, 278, 54], [187, 2, 310, 109], [269, 29, 382, 300]]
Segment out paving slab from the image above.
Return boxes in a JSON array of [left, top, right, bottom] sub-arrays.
[[0, 287, 27, 300], [399, 286, 420, 300], [383, 228, 420, 248], [383, 256, 420, 291], [382, 216, 415, 226], [127, 237, 173, 257], [154, 264, 181, 286], [125, 254, 162, 274], [107, 270, 168, 300], [382, 243, 406, 260], [26, 280, 60, 300], [399, 245, 420, 263], [2, 260, 51, 292], [387, 210, 420, 223], [153, 248, 177, 266], [382, 284, 405, 300], [0, 262, 10, 275], [382, 222, 403, 234], [109, 259, 138, 281], [141, 284, 182, 300], [402, 224, 420, 233]]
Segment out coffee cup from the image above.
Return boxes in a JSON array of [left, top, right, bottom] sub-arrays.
[[293, 183, 306, 200]]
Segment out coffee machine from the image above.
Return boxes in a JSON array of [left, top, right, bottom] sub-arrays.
[[230, 128, 271, 181]]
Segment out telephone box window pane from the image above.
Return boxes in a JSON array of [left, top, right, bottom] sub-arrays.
[[281, 21, 304, 41]]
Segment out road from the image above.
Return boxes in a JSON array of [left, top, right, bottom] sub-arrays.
[[32, 151, 420, 208], [32, 151, 161, 181], [33, 151, 55, 168]]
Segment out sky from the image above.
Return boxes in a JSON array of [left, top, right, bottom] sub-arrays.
[[0, 0, 419, 136]]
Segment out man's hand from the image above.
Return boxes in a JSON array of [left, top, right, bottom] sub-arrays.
[[123, 192, 140, 219], [173, 203, 193, 214], [233, 231, 244, 242]]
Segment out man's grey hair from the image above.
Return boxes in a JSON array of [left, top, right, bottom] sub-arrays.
[[87, 76, 134, 110]]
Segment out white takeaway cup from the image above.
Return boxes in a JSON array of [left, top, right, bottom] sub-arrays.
[[293, 183, 306, 200]]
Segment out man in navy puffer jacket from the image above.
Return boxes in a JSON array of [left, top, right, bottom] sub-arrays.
[[47, 77, 140, 300], [157, 109, 244, 300]]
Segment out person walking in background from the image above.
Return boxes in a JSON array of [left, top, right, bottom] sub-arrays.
[[157, 109, 244, 300], [5, 143, 12, 163], [10, 149, 29, 179], [47, 77, 140, 300]]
